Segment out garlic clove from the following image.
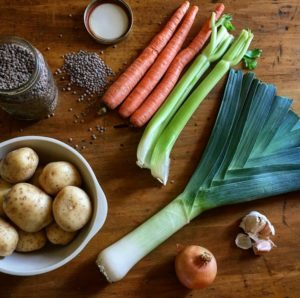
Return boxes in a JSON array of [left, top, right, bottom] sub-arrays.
[[235, 233, 252, 250], [239, 211, 275, 237], [259, 221, 275, 238], [253, 239, 275, 255]]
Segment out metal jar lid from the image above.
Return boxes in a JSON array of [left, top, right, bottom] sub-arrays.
[[84, 0, 133, 44]]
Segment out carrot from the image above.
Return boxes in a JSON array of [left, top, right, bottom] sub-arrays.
[[102, 1, 190, 110], [118, 5, 199, 118], [130, 3, 225, 127], [119, 6, 198, 118]]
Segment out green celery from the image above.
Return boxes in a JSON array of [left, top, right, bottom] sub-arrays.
[[150, 30, 253, 184]]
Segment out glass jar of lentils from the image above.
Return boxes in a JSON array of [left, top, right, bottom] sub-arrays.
[[0, 36, 58, 120]]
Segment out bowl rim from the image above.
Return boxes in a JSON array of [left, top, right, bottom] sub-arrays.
[[0, 135, 108, 276]]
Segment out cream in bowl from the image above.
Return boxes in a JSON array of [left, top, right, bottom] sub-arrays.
[[84, 0, 133, 44], [0, 136, 107, 276]]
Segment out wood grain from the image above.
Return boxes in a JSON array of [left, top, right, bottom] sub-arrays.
[[0, 0, 300, 297]]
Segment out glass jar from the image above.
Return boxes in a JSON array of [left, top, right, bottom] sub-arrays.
[[0, 36, 58, 120]]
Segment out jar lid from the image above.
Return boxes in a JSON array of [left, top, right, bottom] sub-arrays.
[[84, 0, 133, 44]]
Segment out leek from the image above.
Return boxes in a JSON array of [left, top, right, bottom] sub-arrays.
[[150, 29, 253, 184], [137, 13, 234, 169], [97, 69, 300, 282]]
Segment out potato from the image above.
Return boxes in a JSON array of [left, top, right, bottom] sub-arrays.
[[46, 222, 77, 245], [3, 183, 53, 233], [39, 161, 82, 195], [16, 229, 47, 252], [30, 166, 43, 188], [0, 217, 19, 256], [0, 147, 39, 183], [53, 186, 92, 232], [0, 178, 11, 217]]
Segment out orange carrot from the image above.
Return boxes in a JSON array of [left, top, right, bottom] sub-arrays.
[[102, 1, 190, 110], [118, 5, 199, 118], [130, 3, 225, 127]]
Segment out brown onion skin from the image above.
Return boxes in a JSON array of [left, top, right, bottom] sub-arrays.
[[175, 245, 217, 289]]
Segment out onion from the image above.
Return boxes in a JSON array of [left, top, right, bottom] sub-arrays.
[[175, 245, 217, 289]]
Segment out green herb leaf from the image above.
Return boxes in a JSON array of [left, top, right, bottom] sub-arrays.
[[243, 48, 262, 70], [245, 48, 262, 59], [222, 15, 236, 31]]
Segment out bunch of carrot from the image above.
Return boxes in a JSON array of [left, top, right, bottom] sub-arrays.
[[102, 1, 225, 127]]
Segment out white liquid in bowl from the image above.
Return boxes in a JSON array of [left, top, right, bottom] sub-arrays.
[[89, 3, 129, 40]]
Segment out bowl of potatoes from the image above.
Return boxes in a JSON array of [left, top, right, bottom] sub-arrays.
[[0, 136, 107, 276]]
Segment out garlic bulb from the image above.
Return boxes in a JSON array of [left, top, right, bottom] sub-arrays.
[[239, 211, 275, 237], [235, 211, 276, 255]]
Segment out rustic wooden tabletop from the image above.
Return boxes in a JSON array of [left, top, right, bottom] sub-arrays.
[[0, 0, 300, 297]]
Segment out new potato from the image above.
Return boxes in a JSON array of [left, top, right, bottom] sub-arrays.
[[3, 183, 53, 232], [53, 186, 92, 232], [16, 229, 47, 252], [30, 166, 43, 188], [0, 178, 11, 216], [0, 147, 39, 183], [0, 217, 19, 256], [46, 222, 77, 245], [39, 161, 82, 195]]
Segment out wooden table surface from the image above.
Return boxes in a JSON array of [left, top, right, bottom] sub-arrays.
[[0, 0, 300, 297]]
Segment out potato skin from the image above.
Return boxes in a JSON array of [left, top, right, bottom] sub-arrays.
[[53, 186, 92, 232], [0, 217, 19, 256], [0, 178, 11, 217], [0, 147, 39, 183], [46, 222, 77, 245], [3, 183, 53, 233], [39, 161, 82, 195], [30, 166, 43, 188], [16, 229, 47, 252]]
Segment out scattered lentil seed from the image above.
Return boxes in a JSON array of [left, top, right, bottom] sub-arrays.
[[73, 120, 78, 124], [100, 50, 104, 54], [72, 91, 77, 95], [113, 45, 117, 48], [69, 14, 72, 17], [80, 119, 85, 123], [62, 50, 114, 93], [47, 114, 51, 118], [91, 134, 97, 140], [68, 137, 73, 142], [68, 108, 73, 112], [170, 180, 175, 184], [75, 144, 79, 149], [62, 88, 66, 91], [67, 87, 71, 91], [46, 47, 50, 51], [97, 106, 107, 116], [59, 34, 63, 38], [88, 127, 93, 131]]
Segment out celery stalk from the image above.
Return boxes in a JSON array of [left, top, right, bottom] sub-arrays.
[[97, 70, 300, 282], [150, 30, 253, 184], [137, 13, 233, 169]]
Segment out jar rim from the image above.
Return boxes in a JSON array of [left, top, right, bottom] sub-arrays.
[[0, 36, 40, 95]]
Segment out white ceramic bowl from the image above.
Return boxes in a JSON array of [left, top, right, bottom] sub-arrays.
[[0, 136, 108, 276]]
